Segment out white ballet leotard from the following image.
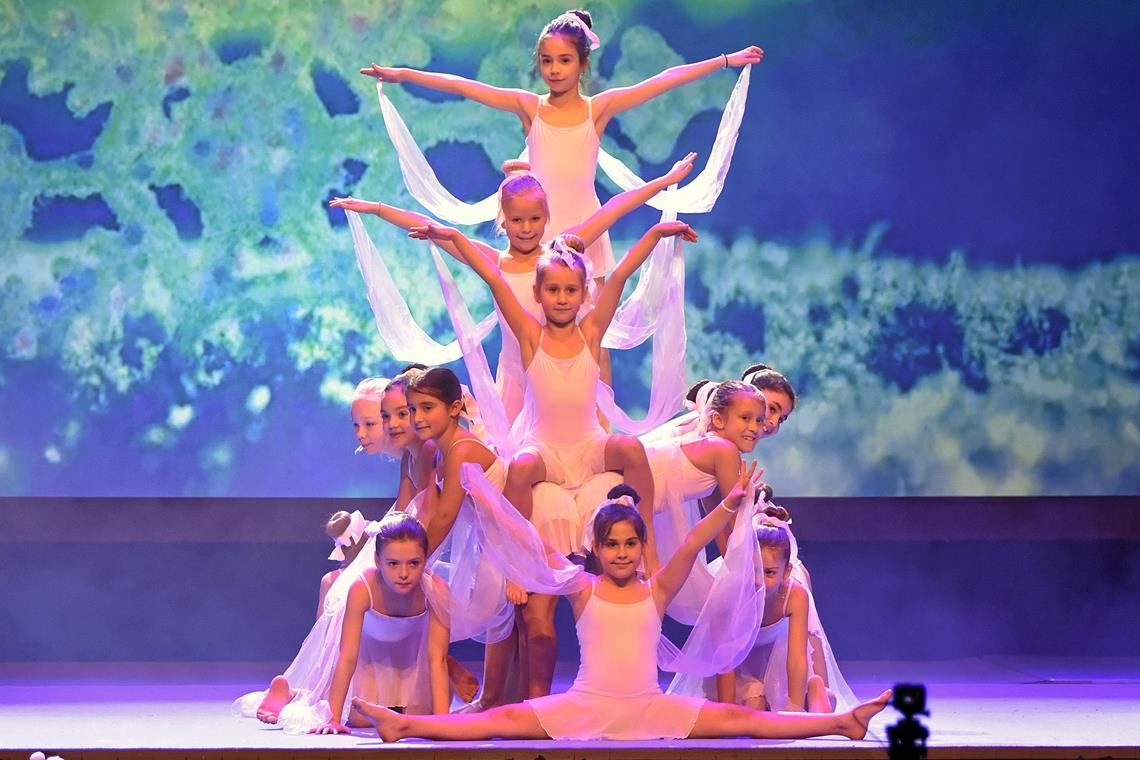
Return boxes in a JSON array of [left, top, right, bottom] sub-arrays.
[[528, 582, 705, 740], [519, 330, 609, 490], [346, 579, 432, 715], [526, 95, 616, 277]]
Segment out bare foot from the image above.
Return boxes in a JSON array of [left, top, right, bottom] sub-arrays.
[[447, 655, 480, 703], [351, 697, 408, 742], [806, 674, 833, 713], [841, 689, 892, 740], [256, 675, 293, 724]]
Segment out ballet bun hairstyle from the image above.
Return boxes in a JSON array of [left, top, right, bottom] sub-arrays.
[[373, 510, 429, 556], [385, 363, 429, 393], [496, 160, 550, 234], [741, 363, 797, 412], [404, 366, 464, 407], [325, 510, 353, 540], [592, 483, 647, 547], [755, 511, 793, 565], [352, 376, 389, 404], [535, 9, 597, 68], [535, 234, 590, 287]]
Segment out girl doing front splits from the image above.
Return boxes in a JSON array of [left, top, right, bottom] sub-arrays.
[[350, 462, 890, 741]]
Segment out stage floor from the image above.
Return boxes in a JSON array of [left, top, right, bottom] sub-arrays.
[[2, 657, 1139, 759]]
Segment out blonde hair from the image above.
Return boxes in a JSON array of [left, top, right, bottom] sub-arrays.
[[496, 160, 549, 234]]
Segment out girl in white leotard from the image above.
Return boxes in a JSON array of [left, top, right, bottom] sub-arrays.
[[402, 366, 517, 709], [330, 154, 694, 421], [348, 462, 891, 742], [643, 380, 768, 624], [408, 218, 696, 700], [360, 10, 762, 280], [712, 510, 859, 714]]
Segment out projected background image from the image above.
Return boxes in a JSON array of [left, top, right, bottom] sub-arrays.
[[1, 0, 1137, 497]]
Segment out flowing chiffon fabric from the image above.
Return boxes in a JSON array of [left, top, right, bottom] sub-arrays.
[[459, 463, 761, 680], [667, 516, 858, 711]]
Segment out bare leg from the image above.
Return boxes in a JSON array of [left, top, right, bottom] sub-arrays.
[[352, 698, 548, 741], [256, 675, 293, 723], [447, 655, 479, 703], [521, 594, 558, 698], [688, 689, 891, 740], [806, 674, 833, 713], [476, 625, 518, 709], [504, 450, 546, 521], [604, 435, 659, 572]]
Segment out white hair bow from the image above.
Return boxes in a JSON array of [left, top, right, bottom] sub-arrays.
[[328, 510, 368, 561], [552, 12, 601, 50]]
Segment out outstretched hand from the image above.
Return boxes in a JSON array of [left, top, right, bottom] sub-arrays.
[[408, 223, 459, 243], [723, 459, 765, 513], [310, 719, 350, 735], [727, 46, 765, 67], [329, 195, 375, 213], [359, 63, 406, 82], [664, 151, 698, 184], [651, 220, 698, 243]]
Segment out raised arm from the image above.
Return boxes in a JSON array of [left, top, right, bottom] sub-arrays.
[[409, 223, 541, 353], [652, 460, 762, 609], [329, 196, 498, 267], [361, 65, 538, 124], [592, 46, 763, 128], [565, 152, 696, 246], [585, 221, 697, 337]]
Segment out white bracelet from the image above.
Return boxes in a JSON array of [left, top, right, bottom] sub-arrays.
[[722, 53, 729, 68], [720, 501, 738, 513]]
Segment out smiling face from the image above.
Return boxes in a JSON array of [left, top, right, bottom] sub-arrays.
[[598, 520, 644, 582], [501, 192, 549, 255], [537, 34, 586, 95], [406, 388, 462, 441], [534, 260, 586, 327], [380, 386, 414, 450], [376, 538, 426, 595], [351, 398, 386, 455], [710, 391, 767, 453], [758, 389, 794, 438]]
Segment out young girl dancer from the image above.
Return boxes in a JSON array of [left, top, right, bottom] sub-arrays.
[[403, 366, 520, 709], [361, 9, 762, 277], [349, 462, 890, 741], [308, 512, 449, 733], [646, 380, 769, 623], [408, 220, 692, 698], [709, 510, 858, 713], [330, 154, 694, 421]]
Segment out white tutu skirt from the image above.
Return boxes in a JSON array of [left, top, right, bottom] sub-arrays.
[[529, 688, 704, 740]]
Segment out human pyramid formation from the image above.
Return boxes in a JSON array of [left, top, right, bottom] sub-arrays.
[[233, 10, 890, 743]]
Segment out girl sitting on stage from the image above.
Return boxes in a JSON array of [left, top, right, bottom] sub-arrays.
[[409, 221, 698, 571], [360, 9, 761, 279], [348, 462, 890, 742], [706, 508, 858, 714], [308, 512, 450, 733]]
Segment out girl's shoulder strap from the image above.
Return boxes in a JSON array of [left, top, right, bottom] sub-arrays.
[[585, 94, 594, 119], [445, 434, 493, 458], [361, 568, 377, 611]]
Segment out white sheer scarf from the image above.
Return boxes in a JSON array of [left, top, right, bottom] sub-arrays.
[[371, 66, 751, 222]]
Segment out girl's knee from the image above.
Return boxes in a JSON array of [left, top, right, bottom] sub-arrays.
[[507, 450, 544, 484], [607, 434, 646, 463]]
